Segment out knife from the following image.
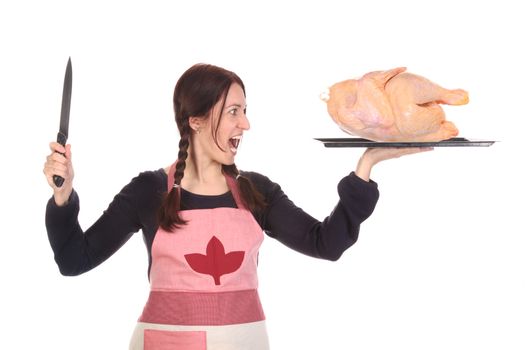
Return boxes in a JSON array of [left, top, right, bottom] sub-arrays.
[[53, 57, 72, 187]]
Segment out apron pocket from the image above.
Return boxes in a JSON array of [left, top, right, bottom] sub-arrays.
[[144, 329, 206, 350]]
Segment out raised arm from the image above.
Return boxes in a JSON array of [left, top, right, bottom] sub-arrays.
[[43, 142, 146, 276]]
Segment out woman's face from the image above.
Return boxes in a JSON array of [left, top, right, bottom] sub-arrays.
[[195, 83, 250, 165]]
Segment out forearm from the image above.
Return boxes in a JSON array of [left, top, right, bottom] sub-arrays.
[[53, 185, 73, 207], [45, 190, 88, 275], [355, 154, 374, 182], [45, 181, 143, 276], [263, 173, 379, 261]]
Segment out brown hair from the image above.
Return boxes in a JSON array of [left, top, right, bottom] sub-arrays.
[[158, 63, 266, 231]]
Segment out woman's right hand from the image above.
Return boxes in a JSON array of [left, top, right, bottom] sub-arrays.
[[43, 142, 74, 206], [355, 147, 433, 182]]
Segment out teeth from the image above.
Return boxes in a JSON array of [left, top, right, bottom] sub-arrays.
[[229, 136, 242, 153]]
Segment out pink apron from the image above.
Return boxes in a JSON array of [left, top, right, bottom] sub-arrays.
[[129, 163, 269, 350]]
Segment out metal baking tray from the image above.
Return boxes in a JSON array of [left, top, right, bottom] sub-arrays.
[[315, 137, 495, 148]]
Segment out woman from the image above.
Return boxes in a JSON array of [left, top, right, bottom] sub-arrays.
[[44, 63, 430, 349]]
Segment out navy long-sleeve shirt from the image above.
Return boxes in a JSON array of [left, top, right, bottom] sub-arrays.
[[45, 170, 379, 277]]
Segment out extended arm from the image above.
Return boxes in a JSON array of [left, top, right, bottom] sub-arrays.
[[248, 171, 379, 261]]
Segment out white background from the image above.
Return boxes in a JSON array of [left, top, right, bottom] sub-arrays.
[[1, 0, 524, 349]]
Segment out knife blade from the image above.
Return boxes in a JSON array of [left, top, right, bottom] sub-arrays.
[[53, 57, 72, 187]]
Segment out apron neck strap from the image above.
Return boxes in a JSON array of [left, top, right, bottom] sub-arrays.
[[166, 162, 246, 210], [225, 174, 246, 210]]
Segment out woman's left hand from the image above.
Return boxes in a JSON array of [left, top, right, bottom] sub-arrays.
[[355, 147, 433, 181]]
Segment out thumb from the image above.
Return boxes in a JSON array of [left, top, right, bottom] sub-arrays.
[[64, 144, 72, 160]]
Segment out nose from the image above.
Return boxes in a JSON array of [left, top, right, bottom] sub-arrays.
[[239, 112, 250, 130]]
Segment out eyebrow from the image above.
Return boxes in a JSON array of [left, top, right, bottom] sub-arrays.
[[225, 103, 246, 109]]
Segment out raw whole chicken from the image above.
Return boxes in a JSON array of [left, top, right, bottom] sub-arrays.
[[324, 67, 469, 141]]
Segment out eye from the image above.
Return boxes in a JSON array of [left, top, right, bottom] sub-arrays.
[[228, 108, 238, 116]]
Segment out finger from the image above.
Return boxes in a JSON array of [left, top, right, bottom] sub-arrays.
[[369, 147, 431, 161], [44, 166, 68, 187], [397, 147, 434, 156], [49, 141, 67, 154], [48, 143, 72, 161], [44, 160, 69, 176], [48, 151, 69, 164], [44, 155, 71, 181], [64, 144, 72, 160], [410, 146, 434, 153]]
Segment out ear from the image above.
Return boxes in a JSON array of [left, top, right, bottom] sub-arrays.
[[189, 116, 204, 132]]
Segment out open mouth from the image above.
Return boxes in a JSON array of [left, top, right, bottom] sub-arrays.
[[229, 135, 242, 153]]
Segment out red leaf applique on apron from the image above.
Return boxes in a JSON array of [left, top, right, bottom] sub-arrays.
[[184, 236, 245, 285]]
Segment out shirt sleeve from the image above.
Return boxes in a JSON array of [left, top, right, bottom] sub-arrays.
[[245, 171, 380, 261], [45, 171, 160, 276]]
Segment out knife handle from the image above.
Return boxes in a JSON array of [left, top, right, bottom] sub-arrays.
[[52, 132, 68, 187]]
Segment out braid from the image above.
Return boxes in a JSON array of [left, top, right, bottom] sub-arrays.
[[223, 164, 266, 214], [174, 119, 191, 187], [158, 119, 191, 231]]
